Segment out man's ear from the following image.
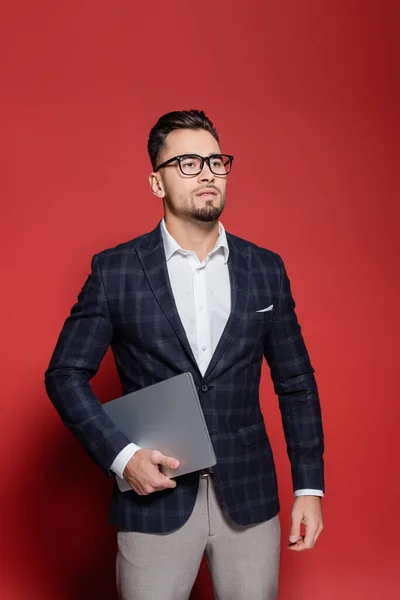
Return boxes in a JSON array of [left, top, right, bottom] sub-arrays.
[[149, 173, 165, 198]]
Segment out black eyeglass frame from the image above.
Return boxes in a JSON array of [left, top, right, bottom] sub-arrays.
[[154, 154, 234, 176]]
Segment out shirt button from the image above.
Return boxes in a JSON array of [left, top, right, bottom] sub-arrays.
[[199, 305, 203, 311], [201, 384, 209, 392], [202, 346, 207, 352]]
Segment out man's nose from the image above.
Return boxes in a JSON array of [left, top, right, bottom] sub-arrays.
[[197, 161, 215, 182]]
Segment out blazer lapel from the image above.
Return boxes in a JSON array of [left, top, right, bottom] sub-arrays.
[[135, 224, 200, 375], [203, 233, 251, 381]]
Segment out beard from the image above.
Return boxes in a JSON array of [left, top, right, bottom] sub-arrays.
[[164, 191, 226, 223], [190, 200, 224, 222]]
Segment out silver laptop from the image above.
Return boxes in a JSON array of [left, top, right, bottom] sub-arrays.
[[103, 373, 216, 490]]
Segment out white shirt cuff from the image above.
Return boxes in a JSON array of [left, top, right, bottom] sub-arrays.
[[110, 443, 141, 479], [294, 488, 324, 497]]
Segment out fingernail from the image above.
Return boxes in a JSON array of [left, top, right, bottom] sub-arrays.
[[289, 535, 298, 543]]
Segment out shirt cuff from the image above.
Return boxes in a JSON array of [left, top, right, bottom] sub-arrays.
[[110, 443, 141, 479], [294, 489, 324, 498]]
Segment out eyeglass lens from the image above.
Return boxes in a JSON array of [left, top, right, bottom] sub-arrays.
[[180, 155, 231, 175]]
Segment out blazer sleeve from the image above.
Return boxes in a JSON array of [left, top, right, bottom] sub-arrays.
[[44, 253, 131, 476], [263, 255, 325, 493]]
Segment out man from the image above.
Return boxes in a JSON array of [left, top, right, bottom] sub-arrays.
[[45, 109, 325, 600]]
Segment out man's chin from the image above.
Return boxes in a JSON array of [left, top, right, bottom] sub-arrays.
[[192, 207, 224, 223]]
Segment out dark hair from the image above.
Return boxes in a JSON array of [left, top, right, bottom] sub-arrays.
[[148, 109, 220, 170]]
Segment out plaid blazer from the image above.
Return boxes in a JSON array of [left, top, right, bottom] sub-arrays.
[[45, 222, 324, 532]]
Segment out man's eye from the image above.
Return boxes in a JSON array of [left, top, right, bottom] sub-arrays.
[[182, 159, 200, 170]]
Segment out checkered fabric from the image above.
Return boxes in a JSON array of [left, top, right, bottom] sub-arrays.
[[45, 222, 324, 532]]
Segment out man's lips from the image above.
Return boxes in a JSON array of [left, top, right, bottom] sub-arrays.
[[196, 189, 218, 197]]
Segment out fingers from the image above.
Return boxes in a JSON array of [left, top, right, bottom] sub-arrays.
[[150, 452, 179, 491], [125, 450, 180, 496], [288, 497, 324, 551], [289, 512, 302, 545], [156, 473, 177, 490], [129, 467, 176, 496], [152, 450, 179, 471], [288, 521, 324, 552], [303, 524, 318, 549]]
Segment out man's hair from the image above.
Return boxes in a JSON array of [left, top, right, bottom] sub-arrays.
[[148, 109, 220, 170]]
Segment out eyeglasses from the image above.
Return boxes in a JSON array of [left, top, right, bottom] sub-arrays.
[[154, 154, 234, 176]]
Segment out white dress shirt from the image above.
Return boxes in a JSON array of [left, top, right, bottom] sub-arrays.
[[110, 219, 323, 498]]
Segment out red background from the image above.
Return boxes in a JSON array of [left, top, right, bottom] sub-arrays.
[[1, 1, 399, 598]]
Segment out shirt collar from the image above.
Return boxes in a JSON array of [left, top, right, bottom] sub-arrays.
[[160, 218, 229, 264]]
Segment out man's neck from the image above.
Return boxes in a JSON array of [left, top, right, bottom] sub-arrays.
[[163, 214, 220, 263]]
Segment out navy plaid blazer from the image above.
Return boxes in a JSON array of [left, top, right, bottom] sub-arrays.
[[45, 222, 325, 533]]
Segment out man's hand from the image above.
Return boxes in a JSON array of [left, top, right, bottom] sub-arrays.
[[287, 496, 324, 551], [123, 449, 179, 495]]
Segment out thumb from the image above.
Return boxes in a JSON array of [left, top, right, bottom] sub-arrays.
[[157, 453, 180, 470], [289, 513, 302, 543]]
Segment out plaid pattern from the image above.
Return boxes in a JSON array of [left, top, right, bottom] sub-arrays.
[[45, 222, 324, 532]]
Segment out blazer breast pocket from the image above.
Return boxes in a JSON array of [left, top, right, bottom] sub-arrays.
[[241, 309, 274, 341], [246, 306, 274, 322]]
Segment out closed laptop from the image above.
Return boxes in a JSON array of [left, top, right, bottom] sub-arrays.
[[103, 372, 216, 490]]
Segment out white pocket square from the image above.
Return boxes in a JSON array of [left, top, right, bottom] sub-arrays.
[[256, 304, 274, 313]]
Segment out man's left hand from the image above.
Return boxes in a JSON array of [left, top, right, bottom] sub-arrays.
[[287, 496, 324, 551]]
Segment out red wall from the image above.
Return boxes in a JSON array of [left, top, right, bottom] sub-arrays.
[[1, 1, 398, 598]]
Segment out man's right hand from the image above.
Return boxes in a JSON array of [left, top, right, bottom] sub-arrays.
[[123, 449, 180, 495]]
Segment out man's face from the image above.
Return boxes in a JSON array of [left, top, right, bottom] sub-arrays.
[[151, 129, 227, 223]]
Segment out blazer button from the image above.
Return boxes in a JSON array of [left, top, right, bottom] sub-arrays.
[[201, 384, 209, 392]]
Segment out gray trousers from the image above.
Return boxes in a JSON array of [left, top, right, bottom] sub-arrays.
[[116, 474, 281, 600]]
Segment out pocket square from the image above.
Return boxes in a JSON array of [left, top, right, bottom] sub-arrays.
[[256, 304, 274, 313]]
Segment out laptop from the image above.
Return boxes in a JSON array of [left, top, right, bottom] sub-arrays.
[[102, 372, 216, 491]]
